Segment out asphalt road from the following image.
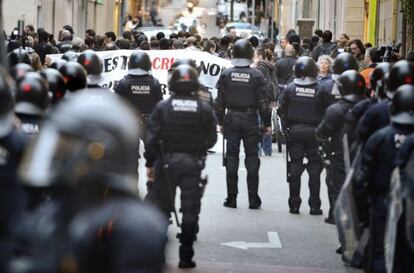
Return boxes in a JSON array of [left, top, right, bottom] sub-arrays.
[[137, 136, 362, 273]]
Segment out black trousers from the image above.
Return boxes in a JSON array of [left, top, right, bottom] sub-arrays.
[[287, 124, 322, 209], [149, 153, 204, 258], [224, 111, 260, 199], [325, 151, 346, 219], [367, 195, 387, 273]]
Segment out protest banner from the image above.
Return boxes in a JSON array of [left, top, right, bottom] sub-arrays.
[[48, 50, 233, 97]]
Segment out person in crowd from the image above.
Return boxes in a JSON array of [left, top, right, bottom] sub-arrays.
[[317, 55, 333, 83], [348, 39, 367, 71], [360, 47, 381, 89], [254, 47, 277, 157], [312, 30, 337, 61], [57, 30, 73, 53], [275, 44, 296, 87]]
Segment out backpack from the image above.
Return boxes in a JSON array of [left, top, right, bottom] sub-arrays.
[[319, 43, 337, 57]]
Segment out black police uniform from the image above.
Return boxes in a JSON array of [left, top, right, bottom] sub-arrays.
[[279, 80, 323, 212], [215, 66, 270, 208], [315, 70, 366, 222], [0, 128, 27, 272], [13, 90, 168, 273], [115, 74, 163, 118], [389, 134, 414, 273], [145, 65, 217, 268], [355, 60, 414, 147], [278, 56, 323, 214], [353, 85, 414, 273], [0, 68, 28, 271]]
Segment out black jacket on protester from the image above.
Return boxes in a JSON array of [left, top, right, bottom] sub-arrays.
[[256, 60, 277, 102], [274, 55, 296, 86]]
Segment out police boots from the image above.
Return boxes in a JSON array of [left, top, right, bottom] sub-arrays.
[[223, 194, 237, 208], [178, 245, 196, 268]]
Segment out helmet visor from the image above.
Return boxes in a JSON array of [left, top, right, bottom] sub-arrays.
[[19, 125, 87, 187]]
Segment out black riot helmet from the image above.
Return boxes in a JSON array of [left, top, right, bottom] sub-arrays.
[[333, 53, 359, 75], [10, 63, 34, 81], [168, 64, 199, 94], [171, 59, 201, 75], [337, 70, 366, 102], [18, 90, 142, 194], [293, 56, 318, 85], [231, 39, 254, 67], [128, 50, 152, 75], [61, 50, 78, 62], [387, 60, 414, 98], [50, 59, 67, 71], [77, 50, 102, 75], [40, 68, 67, 105], [370, 62, 391, 99], [15, 72, 49, 115], [0, 68, 16, 137], [59, 62, 87, 92], [390, 85, 414, 125], [7, 48, 31, 67]]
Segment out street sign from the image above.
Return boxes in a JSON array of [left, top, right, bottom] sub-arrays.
[[221, 232, 282, 250]]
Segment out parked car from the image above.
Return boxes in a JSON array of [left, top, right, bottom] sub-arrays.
[[135, 27, 173, 39], [220, 22, 265, 42]]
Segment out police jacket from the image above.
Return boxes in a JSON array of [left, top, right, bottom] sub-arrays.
[[315, 77, 341, 114], [278, 80, 322, 127], [115, 74, 163, 116], [0, 128, 27, 238], [145, 94, 217, 167], [357, 123, 414, 196], [16, 113, 42, 137], [197, 84, 213, 105], [214, 66, 271, 127], [315, 97, 364, 151], [344, 98, 377, 148], [355, 99, 391, 146], [13, 193, 168, 273]]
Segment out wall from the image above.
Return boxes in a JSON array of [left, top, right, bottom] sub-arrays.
[[3, 0, 116, 39]]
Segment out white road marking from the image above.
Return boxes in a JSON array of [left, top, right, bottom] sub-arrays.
[[221, 232, 282, 250]]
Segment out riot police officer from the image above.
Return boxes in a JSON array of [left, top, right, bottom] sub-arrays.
[[315, 70, 366, 223], [77, 50, 103, 88], [354, 84, 414, 273], [215, 39, 271, 209], [388, 118, 414, 273], [169, 58, 213, 104], [0, 68, 27, 272], [317, 52, 359, 113], [58, 61, 87, 96], [145, 65, 217, 268], [7, 48, 31, 68], [14, 72, 49, 137], [39, 68, 66, 106], [355, 60, 414, 147], [61, 50, 78, 62], [115, 50, 163, 120], [278, 56, 323, 214], [345, 62, 391, 150], [9, 63, 33, 82], [14, 90, 168, 273]]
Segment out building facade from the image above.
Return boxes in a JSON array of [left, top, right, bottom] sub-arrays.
[[3, 0, 119, 39]]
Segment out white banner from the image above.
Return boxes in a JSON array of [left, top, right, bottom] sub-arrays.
[[48, 50, 233, 97]]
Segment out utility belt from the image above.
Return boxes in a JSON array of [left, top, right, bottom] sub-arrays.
[[164, 147, 206, 157], [227, 106, 257, 113]]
